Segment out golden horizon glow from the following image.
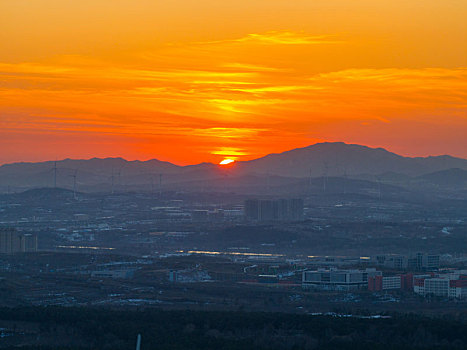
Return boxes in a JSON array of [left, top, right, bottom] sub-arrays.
[[1, 1, 466, 165]]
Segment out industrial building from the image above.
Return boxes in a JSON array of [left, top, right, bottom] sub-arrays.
[[302, 268, 381, 290], [0, 228, 38, 254]]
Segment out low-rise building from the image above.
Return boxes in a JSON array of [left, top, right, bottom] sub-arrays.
[[368, 275, 401, 291], [303, 268, 381, 290], [413, 271, 467, 299], [91, 269, 135, 279]]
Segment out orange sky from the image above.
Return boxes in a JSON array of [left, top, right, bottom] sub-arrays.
[[1, 0, 466, 165]]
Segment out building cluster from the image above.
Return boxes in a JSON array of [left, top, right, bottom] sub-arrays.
[[0, 228, 38, 254], [374, 252, 439, 271], [244, 198, 304, 222], [302, 267, 467, 299], [369, 270, 467, 299], [413, 271, 467, 299], [149, 204, 244, 223]]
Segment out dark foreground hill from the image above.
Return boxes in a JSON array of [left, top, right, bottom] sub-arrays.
[[0, 307, 466, 350]]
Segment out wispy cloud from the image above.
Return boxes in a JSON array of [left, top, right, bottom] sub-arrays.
[[1, 45, 466, 164], [240, 31, 342, 45], [220, 63, 285, 72], [191, 127, 267, 139], [196, 31, 343, 46], [229, 85, 323, 94], [211, 147, 250, 156]]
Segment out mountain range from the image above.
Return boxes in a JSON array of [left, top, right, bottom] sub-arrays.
[[1, 142, 466, 195]]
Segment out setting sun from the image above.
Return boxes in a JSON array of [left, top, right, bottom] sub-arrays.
[[219, 159, 235, 165]]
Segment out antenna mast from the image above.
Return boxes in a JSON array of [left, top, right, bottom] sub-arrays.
[[159, 173, 162, 197], [71, 169, 78, 199], [110, 170, 115, 194], [323, 161, 328, 194], [343, 168, 347, 195], [308, 167, 312, 194], [377, 177, 382, 200], [117, 168, 122, 187]]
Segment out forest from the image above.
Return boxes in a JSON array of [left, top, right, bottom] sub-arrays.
[[0, 307, 466, 349]]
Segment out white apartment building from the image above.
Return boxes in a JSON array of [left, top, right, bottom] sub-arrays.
[[414, 271, 467, 299], [382, 276, 401, 290]]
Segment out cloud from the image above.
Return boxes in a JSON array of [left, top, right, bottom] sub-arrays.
[[313, 68, 467, 84], [220, 63, 285, 72], [241, 31, 342, 45], [229, 85, 323, 94], [191, 127, 267, 140], [1, 47, 466, 164], [211, 147, 250, 156], [196, 31, 343, 46]]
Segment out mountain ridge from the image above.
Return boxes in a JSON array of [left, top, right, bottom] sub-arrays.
[[1, 142, 467, 193], [3, 142, 466, 169]]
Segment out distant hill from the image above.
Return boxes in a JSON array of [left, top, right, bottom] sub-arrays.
[[234, 142, 467, 178], [416, 168, 467, 188], [1, 142, 466, 193]]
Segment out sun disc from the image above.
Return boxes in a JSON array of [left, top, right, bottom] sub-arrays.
[[219, 158, 235, 165]]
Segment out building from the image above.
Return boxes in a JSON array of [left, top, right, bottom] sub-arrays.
[[368, 275, 401, 291], [91, 269, 135, 279], [244, 198, 304, 222], [259, 200, 275, 221], [413, 271, 467, 299], [0, 228, 38, 254], [303, 268, 381, 290], [368, 271, 467, 298], [276, 199, 289, 220], [406, 253, 439, 271], [400, 273, 414, 291], [0, 228, 15, 254], [22, 234, 38, 252], [368, 273, 415, 292], [244, 199, 260, 220], [169, 270, 178, 282], [374, 253, 439, 271]]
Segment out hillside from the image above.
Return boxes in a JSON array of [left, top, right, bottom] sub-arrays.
[[1, 142, 466, 193]]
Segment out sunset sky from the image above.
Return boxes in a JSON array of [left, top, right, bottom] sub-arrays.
[[1, 0, 466, 165]]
